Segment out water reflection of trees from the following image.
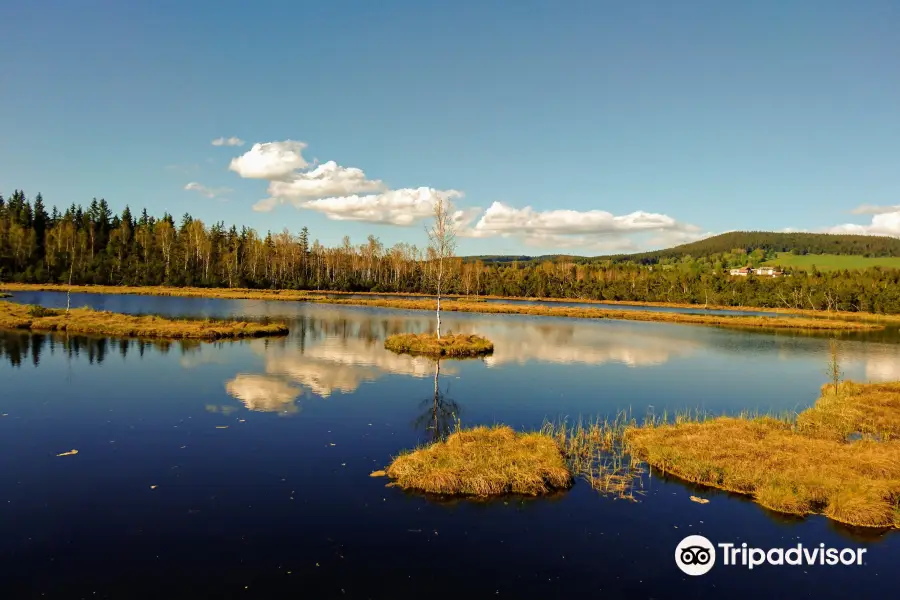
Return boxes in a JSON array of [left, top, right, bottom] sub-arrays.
[[0, 331, 205, 367], [412, 359, 461, 442]]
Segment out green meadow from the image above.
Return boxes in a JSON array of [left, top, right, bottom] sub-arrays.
[[763, 252, 900, 271]]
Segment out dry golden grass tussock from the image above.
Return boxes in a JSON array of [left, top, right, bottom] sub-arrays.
[[384, 425, 572, 496], [625, 383, 900, 528], [383, 332, 494, 357], [0, 301, 288, 340], [796, 381, 900, 441]]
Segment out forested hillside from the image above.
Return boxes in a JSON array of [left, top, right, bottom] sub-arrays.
[[4, 190, 900, 314], [472, 232, 900, 265]]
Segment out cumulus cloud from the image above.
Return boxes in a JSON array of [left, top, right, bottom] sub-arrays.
[[231, 139, 463, 226], [252, 161, 388, 212], [184, 182, 232, 199], [298, 188, 463, 225], [851, 204, 900, 215], [228, 139, 706, 247], [211, 136, 245, 147], [462, 201, 701, 249], [471, 202, 697, 236], [229, 140, 309, 180], [826, 211, 900, 237]]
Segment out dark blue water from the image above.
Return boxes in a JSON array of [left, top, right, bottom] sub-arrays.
[[1, 292, 898, 598]]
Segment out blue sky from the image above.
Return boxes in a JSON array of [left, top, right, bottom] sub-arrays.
[[2, 0, 899, 255]]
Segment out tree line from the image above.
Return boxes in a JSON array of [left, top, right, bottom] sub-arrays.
[[4, 189, 900, 314]]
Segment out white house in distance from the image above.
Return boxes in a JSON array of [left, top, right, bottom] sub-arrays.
[[729, 265, 783, 277]]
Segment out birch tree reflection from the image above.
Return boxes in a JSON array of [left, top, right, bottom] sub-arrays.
[[413, 358, 461, 442]]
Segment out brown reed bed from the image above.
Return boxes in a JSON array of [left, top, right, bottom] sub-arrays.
[[0, 301, 288, 340], [383, 332, 494, 357]]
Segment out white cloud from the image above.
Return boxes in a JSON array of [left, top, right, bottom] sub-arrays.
[[229, 140, 309, 180], [231, 139, 460, 225], [826, 211, 900, 237], [471, 202, 697, 237], [252, 161, 387, 212], [463, 201, 701, 250], [227, 138, 707, 250], [211, 136, 245, 147], [288, 187, 464, 225], [851, 204, 900, 215], [184, 181, 232, 199]]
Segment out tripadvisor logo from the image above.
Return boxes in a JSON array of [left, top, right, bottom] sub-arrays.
[[676, 535, 716, 576], [675, 535, 867, 576]]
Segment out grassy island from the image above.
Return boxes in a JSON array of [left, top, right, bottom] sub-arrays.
[[378, 425, 572, 496], [0, 301, 288, 340], [384, 332, 494, 357], [625, 381, 900, 528], [0, 292, 11, 298]]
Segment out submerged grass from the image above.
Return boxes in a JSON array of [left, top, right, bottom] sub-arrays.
[[542, 415, 647, 501], [382, 425, 572, 496], [625, 381, 900, 528], [0, 284, 885, 330], [0, 301, 288, 340], [384, 332, 494, 357]]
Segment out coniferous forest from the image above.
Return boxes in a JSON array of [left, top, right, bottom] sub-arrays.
[[4, 189, 900, 314]]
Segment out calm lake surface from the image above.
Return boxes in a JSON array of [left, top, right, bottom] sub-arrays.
[[2, 291, 899, 598]]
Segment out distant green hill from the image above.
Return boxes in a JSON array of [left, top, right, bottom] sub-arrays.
[[465, 232, 900, 265]]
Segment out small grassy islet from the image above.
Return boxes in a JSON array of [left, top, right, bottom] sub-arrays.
[[0, 301, 288, 340], [384, 332, 494, 357], [378, 425, 572, 496]]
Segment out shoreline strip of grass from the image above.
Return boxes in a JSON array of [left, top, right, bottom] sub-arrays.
[[316, 297, 881, 331], [0, 284, 885, 330], [0, 301, 288, 340]]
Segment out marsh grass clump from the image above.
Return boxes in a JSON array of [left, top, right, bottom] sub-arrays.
[[625, 382, 900, 528], [542, 415, 646, 500], [0, 292, 11, 299], [0, 301, 288, 340], [383, 425, 572, 496], [796, 381, 900, 441], [384, 332, 494, 357]]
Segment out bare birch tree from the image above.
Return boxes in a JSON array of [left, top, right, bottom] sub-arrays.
[[426, 195, 457, 339]]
